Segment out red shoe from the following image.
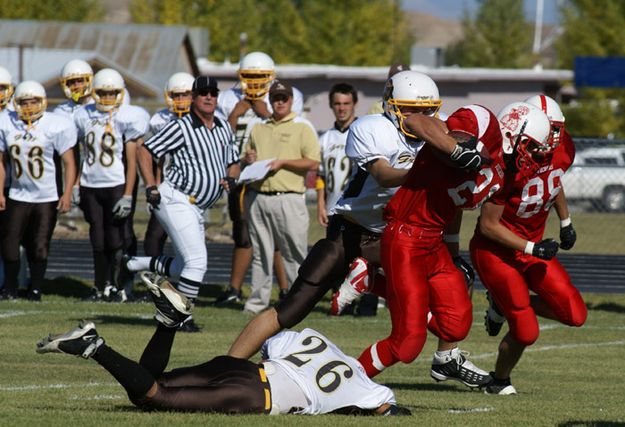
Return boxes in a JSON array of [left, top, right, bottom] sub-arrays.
[[329, 257, 370, 316]]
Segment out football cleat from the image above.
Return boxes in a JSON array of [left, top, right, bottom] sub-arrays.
[[484, 373, 517, 395], [485, 291, 506, 337], [36, 321, 104, 359], [140, 272, 193, 328], [381, 405, 412, 416], [214, 287, 243, 307], [430, 349, 492, 388], [330, 257, 371, 316], [178, 316, 201, 333], [102, 283, 119, 302]]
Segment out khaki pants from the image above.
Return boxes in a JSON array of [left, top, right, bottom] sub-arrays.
[[244, 192, 308, 313]]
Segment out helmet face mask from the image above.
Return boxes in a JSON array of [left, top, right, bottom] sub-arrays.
[[13, 81, 47, 125], [92, 69, 125, 112], [164, 72, 194, 117], [60, 59, 94, 102], [382, 70, 442, 139], [498, 102, 551, 175], [238, 52, 275, 100]]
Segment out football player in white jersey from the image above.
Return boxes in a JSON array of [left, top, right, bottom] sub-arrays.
[[0, 81, 77, 300], [73, 68, 149, 302], [0, 66, 14, 289], [214, 51, 302, 307], [37, 276, 408, 415], [142, 72, 194, 260], [316, 82, 357, 228], [227, 72, 490, 388]]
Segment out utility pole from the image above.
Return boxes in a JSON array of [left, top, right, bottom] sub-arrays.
[[9, 43, 33, 81], [532, 0, 544, 55]]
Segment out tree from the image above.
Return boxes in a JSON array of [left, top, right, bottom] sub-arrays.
[[129, 0, 412, 65], [556, 0, 625, 138], [445, 0, 533, 68], [0, 0, 102, 21]]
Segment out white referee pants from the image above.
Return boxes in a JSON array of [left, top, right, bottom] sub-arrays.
[[154, 181, 207, 295], [244, 192, 308, 313]]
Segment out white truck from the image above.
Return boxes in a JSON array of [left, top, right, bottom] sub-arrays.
[[561, 146, 625, 212]]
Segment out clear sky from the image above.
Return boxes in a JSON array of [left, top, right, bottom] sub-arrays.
[[401, 0, 561, 25]]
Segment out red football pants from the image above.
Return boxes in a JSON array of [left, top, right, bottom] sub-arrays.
[[470, 234, 587, 346], [358, 221, 472, 377]]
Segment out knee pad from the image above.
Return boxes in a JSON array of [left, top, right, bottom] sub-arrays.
[[509, 307, 540, 346], [276, 280, 327, 329], [562, 292, 588, 327]]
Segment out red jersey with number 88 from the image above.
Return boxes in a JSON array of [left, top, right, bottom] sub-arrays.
[[486, 130, 575, 241], [384, 105, 505, 229]]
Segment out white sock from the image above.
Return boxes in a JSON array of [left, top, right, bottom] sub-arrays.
[[127, 256, 151, 272]]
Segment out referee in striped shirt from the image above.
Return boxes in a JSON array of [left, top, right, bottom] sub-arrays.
[[129, 76, 240, 332]]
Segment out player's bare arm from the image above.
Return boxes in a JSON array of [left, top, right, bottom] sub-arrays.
[[227, 99, 252, 132], [403, 113, 455, 153], [250, 99, 271, 119], [553, 189, 576, 250], [316, 177, 328, 227], [228, 308, 281, 359], [366, 158, 409, 188], [123, 139, 139, 196], [443, 210, 463, 257], [57, 148, 77, 213], [478, 200, 528, 252], [136, 139, 157, 188]]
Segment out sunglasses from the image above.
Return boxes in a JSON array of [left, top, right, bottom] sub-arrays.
[[195, 88, 219, 97], [270, 94, 290, 103]]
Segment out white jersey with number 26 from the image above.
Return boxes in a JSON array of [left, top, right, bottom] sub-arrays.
[[261, 328, 395, 415], [74, 104, 149, 188]]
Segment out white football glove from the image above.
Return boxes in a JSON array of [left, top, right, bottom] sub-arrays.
[[112, 195, 133, 219]]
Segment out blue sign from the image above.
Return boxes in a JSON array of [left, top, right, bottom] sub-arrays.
[[575, 57, 625, 88]]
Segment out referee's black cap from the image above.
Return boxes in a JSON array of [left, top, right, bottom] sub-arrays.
[[192, 76, 219, 93]]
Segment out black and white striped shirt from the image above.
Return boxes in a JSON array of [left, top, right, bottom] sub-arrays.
[[144, 110, 239, 210]]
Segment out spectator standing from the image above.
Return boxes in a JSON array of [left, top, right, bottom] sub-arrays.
[[241, 80, 320, 313], [214, 52, 304, 306]]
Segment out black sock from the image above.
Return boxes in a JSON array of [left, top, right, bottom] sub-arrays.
[[93, 251, 109, 291], [29, 260, 47, 292], [139, 324, 177, 378], [92, 344, 155, 398]]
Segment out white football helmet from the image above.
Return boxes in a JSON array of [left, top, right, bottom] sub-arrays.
[[13, 81, 47, 124], [524, 94, 565, 149], [164, 72, 194, 116], [0, 66, 14, 110], [238, 51, 276, 100], [60, 59, 93, 102], [382, 70, 442, 139], [497, 101, 551, 173], [92, 68, 125, 112]]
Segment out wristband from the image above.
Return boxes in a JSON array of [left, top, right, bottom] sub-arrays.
[[560, 217, 572, 227], [524, 241, 535, 255], [443, 233, 460, 243]]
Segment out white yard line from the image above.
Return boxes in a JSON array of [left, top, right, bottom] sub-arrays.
[[448, 406, 495, 414], [0, 382, 117, 392]]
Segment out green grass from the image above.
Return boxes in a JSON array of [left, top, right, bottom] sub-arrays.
[[1, 290, 625, 426]]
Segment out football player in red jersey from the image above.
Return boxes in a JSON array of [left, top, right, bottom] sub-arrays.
[[469, 99, 587, 395], [355, 105, 505, 382]]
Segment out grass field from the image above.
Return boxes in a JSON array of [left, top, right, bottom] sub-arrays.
[[1, 290, 625, 426]]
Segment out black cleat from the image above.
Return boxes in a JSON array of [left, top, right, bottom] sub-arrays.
[[178, 316, 201, 333], [36, 321, 104, 359], [381, 405, 412, 416], [431, 350, 492, 388], [140, 272, 193, 328], [484, 373, 517, 395], [27, 289, 42, 301], [81, 287, 103, 302], [214, 287, 242, 307]]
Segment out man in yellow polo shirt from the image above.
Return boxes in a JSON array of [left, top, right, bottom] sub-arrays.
[[242, 80, 320, 313]]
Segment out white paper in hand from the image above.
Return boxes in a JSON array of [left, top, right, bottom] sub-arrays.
[[239, 158, 276, 184]]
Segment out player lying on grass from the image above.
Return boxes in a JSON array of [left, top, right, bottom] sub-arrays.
[[36, 272, 409, 416]]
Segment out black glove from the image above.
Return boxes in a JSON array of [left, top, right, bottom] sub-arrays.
[[449, 138, 491, 171], [145, 185, 161, 210], [559, 223, 577, 250], [532, 238, 559, 260], [453, 256, 475, 288]]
